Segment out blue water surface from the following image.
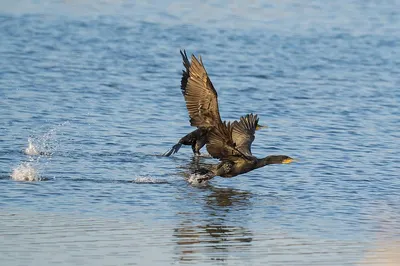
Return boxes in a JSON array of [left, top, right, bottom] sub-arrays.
[[0, 1, 399, 265]]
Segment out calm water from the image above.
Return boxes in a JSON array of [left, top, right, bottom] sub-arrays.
[[1, 1, 399, 265]]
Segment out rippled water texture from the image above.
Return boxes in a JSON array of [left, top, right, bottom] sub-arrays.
[[1, 1, 399, 265]]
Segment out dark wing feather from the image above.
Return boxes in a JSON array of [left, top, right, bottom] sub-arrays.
[[206, 121, 250, 161], [232, 114, 259, 157], [180, 50, 190, 96], [180, 51, 222, 128]]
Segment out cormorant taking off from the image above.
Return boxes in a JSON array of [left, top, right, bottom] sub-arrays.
[[165, 50, 295, 181]]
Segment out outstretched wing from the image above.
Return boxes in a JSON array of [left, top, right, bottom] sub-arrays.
[[180, 50, 222, 128], [206, 121, 250, 161], [232, 114, 259, 157]]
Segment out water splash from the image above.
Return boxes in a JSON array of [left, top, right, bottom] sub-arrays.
[[10, 162, 41, 181], [24, 121, 69, 157], [13, 121, 70, 181], [24, 138, 40, 156], [187, 173, 209, 186], [132, 176, 168, 184]]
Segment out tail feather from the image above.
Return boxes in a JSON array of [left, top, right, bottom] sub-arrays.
[[162, 143, 182, 157]]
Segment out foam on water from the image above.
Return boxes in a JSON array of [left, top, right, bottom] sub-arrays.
[[10, 162, 41, 181], [187, 173, 210, 186], [132, 176, 168, 184]]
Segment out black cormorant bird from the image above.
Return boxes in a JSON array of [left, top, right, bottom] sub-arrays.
[[165, 50, 295, 181]]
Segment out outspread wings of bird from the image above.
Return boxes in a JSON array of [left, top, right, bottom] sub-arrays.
[[179, 50, 259, 162]]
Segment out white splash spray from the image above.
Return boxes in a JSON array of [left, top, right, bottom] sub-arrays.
[[187, 173, 209, 186], [11, 162, 41, 182], [132, 176, 168, 184], [24, 138, 40, 156], [23, 122, 68, 157], [12, 121, 69, 182]]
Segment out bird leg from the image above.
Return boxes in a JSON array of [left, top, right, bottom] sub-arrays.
[[191, 143, 201, 156]]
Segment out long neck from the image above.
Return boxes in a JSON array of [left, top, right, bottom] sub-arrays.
[[255, 155, 281, 169]]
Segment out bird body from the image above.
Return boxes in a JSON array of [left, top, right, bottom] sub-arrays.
[[210, 155, 292, 178], [214, 158, 255, 178], [195, 115, 294, 182]]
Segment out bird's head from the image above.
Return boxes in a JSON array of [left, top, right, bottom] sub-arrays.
[[257, 155, 297, 168], [270, 155, 296, 164], [281, 155, 296, 164]]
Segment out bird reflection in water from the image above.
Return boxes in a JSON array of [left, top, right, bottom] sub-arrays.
[[174, 158, 254, 262], [205, 186, 252, 209], [173, 222, 252, 263]]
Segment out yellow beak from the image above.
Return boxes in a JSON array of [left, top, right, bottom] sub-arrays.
[[282, 158, 297, 164]]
